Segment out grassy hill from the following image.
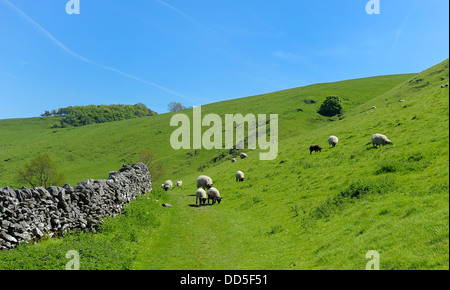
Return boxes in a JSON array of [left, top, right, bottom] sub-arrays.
[[0, 60, 448, 270]]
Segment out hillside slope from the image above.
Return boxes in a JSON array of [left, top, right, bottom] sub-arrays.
[[132, 59, 449, 270], [0, 73, 412, 188], [0, 60, 448, 270]]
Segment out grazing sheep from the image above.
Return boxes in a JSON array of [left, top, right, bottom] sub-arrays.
[[162, 180, 173, 191], [441, 85, 445, 88], [328, 136, 339, 148], [231, 158, 236, 163], [207, 187, 222, 204], [446, 83, 449, 87], [310, 145, 322, 155], [236, 171, 245, 182], [372, 134, 393, 148], [372, 106, 376, 109], [176, 179, 183, 187], [196, 188, 207, 207], [197, 175, 213, 190], [240, 153, 247, 159]]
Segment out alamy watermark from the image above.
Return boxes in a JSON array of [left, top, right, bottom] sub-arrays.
[[366, 250, 380, 270], [366, 0, 380, 15], [65, 250, 80, 270], [66, 0, 80, 15], [170, 106, 278, 161]]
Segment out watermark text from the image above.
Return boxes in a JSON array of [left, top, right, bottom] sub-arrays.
[[170, 106, 278, 160]]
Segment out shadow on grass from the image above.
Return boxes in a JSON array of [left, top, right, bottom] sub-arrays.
[[188, 204, 214, 208]]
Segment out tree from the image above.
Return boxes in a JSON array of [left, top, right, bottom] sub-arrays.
[[168, 102, 187, 112], [16, 154, 65, 188], [318, 96, 343, 117], [138, 150, 165, 182]]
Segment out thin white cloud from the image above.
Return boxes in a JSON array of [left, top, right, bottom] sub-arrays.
[[395, 3, 418, 43], [2, 0, 193, 102], [395, 15, 410, 43], [154, 0, 219, 35], [273, 51, 306, 62]]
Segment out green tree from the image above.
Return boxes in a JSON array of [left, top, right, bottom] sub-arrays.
[[318, 96, 343, 117], [16, 154, 65, 188]]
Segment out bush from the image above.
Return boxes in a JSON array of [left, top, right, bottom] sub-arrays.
[[318, 96, 343, 117], [375, 162, 398, 175], [15, 154, 65, 188]]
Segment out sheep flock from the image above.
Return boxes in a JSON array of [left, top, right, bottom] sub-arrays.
[[160, 131, 394, 208]]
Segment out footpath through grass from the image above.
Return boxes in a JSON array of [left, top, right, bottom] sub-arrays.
[[132, 188, 269, 270]]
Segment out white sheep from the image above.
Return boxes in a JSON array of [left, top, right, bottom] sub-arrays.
[[328, 136, 339, 148], [176, 180, 183, 187], [197, 175, 213, 190], [196, 188, 207, 207], [162, 180, 173, 191], [207, 187, 222, 204], [231, 158, 237, 163], [372, 134, 393, 148], [236, 171, 245, 182], [240, 153, 247, 159]]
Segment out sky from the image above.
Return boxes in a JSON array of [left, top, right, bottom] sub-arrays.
[[0, 0, 449, 119]]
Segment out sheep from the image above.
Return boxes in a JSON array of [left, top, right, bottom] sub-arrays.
[[176, 179, 183, 187], [446, 83, 449, 87], [372, 134, 393, 148], [310, 145, 322, 155], [231, 158, 237, 163], [328, 136, 339, 148], [196, 188, 207, 207], [372, 106, 376, 109], [197, 175, 213, 190], [240, 153, 247, 159], [207, 187, 222, 204], [162, 180, 173, 191], [236, 171, 245, 182]]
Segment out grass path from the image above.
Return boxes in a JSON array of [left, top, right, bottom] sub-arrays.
[[132, 189, 247, 270], [132, 187, 290, 270]]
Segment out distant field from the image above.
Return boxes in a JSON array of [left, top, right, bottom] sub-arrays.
[[0, 60, 448, 270]]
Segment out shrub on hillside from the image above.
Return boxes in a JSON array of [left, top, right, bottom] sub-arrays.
[[15, 154, 65, 188], [318, 96, 343, 117]]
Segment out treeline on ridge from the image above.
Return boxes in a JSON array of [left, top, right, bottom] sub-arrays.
[[42, 103, 157, 128]]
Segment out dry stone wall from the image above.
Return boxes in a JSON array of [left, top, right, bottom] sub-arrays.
[[0, 162, 151, 250]]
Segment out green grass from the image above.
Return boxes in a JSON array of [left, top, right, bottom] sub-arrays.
[[0, 60, 448, 270]]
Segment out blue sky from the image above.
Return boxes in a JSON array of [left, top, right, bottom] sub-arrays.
[[0, 0, 448, 119]]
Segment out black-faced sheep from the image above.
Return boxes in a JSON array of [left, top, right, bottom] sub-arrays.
[[231, 158, 237, 163], [197, 175, 213, 190], [196, 188, 207, 207], [310, 145, 322, 155], [372, 134, 393, 148], [328, 136, 339, 147], [207, 187, 222, 204], [240, 153, 247, 159], [236, 171, 245, 182], [161, 180, 173, 191]]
